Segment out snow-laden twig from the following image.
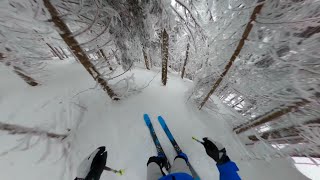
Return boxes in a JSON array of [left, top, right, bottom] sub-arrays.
[[0, 122, 68, 139]]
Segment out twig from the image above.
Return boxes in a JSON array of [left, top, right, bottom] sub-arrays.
[[107, 62, 134, 80]]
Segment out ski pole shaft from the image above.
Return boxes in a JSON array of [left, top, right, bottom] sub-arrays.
[[192, 137, 204, 144], [104, 166, 125, 175]]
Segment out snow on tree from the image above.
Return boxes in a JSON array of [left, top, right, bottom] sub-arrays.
[[42, 0, 119, 100]]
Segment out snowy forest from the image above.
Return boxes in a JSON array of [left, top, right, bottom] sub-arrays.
[[0, 0, 319, 179]]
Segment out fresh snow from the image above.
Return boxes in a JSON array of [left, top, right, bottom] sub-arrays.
[[0, 60, 312, 180]]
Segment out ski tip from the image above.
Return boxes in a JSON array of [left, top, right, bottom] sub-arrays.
[[143, 114, 151, 124], [157, 116, 165, 122]]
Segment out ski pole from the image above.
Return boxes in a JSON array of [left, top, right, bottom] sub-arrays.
[[192, 137, 204, 144], [104, 166, 125, 176]]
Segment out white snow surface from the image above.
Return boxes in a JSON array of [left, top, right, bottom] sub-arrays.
[[0, 60, 310, 180]]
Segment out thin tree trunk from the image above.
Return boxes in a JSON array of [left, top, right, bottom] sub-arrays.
[[142, 48, 150, 70], [46, 43, 63, 60], [54, 47, 65, 59], [13, 66, 39, 86], [181, 43, 190, 79], [161, 29, 169, 86], [199, 4, 264, 109], [43, 0, 118, 100], [99, 49, 113, 71], [149, 50, 153, 68], [234, 99, 310, 134], [0, 121, 67, 139], [50, 50, 57, 57], [59, 46, 68, 58]]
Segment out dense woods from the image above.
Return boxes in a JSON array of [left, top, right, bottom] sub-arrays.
[[0, 0, 319, 177]]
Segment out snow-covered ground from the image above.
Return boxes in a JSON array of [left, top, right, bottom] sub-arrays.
[[0, 60, 312, 180]]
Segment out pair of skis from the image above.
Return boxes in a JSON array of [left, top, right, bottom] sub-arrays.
[[144, 114, 200, 180]]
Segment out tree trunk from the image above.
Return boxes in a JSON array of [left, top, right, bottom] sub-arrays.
[[199, 4, 264, 109], [161, 29, 169, 86], [142, 48, 150, 70], [234, 99, 310, 134], [149, 50, 153, 68], [13, 66, 39, 86], [181, 43, 190, 79], [59, 46, 69, 58], [43, 0, 118, 100], [99, 49, 113, 71], [46, 43, 63, 60], [0, 121, 67, 139]]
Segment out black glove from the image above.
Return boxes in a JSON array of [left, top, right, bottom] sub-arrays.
[[75, 146, 108, 180], [147, 156, 168, 169], [202, 138, 230, 165]]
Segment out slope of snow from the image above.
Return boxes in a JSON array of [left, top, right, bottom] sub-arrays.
[[0, 61, 310, 180]]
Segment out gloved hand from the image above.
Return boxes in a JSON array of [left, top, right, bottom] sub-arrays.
[[202, 138, 230, 165], [75, 146, 108, 180]]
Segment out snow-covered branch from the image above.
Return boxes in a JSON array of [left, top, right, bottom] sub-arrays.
[[0, 122, 67, 140]]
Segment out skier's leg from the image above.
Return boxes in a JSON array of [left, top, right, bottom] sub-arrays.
[[147, 162, 164, 180], [170, 155, 192, 175]]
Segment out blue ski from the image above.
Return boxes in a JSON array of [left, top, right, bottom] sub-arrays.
[[144, 114, 171, 170], [158, 116, 201, 180]]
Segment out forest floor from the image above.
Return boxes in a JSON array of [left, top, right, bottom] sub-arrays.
[[0, 59, 312, 180]]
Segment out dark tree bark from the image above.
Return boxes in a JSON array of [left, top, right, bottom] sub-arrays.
[[142, 48, 150, 70], [234, 99, 310, 134], [43, 0, 118, 100], [0, 121, 67, 139], [199, 4, 264, 109], [161, 29, 169, 86], [99, 49, 113, 71], [1, 53, 39, 86], [13, 66, 39, 86], [181, 43, 190, 79], [149, 50, 153, 68]]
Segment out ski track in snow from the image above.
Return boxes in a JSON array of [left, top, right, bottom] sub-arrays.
[[0, 61, 309, 180]]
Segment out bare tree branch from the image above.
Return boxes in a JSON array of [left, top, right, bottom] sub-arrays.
[[0, 122, 67, 140]]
